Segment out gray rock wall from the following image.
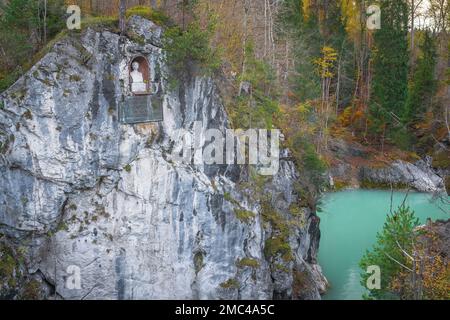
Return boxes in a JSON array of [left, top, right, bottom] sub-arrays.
[[360, 159, 446, 193], [0, 16, 326, 300]]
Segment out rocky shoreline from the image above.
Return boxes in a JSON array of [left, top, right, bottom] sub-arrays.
[[328, 139, 448, 195]]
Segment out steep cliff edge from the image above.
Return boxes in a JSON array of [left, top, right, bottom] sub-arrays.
[[0, 16, 326, 300]]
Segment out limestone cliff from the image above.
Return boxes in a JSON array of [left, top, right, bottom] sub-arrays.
[[0, 16, 326, 300]]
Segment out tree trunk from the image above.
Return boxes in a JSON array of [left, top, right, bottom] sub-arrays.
[[336, 38, 345, 116], [264, 0, 268, 58], [242, 0, 249, 75], [43, 0, 47, 44], [411, 0, 415, 55], [445, 102, 450, 139], [119, 0, 127, 35]]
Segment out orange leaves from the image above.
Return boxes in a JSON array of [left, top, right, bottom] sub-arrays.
[[336, 105, 365, 129], [337, 106, 353, 127], [389, 226, 450, 300]]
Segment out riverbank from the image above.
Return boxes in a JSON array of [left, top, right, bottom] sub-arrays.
[[326, 138, 448, 194]]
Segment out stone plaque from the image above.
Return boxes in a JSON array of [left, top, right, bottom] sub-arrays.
[[120, 95, 163, 124]]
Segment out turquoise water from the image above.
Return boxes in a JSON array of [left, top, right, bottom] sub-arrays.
[[317, 190, 449, 300]]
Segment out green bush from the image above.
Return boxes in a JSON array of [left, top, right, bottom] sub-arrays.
[[234, 209, 255, 223], [0, 69, 22, 93], [290, 135, 326, 189], [219, 278, 240, 289], [229, 43, 281, 130], [261, 201, 294, 262], [264, 237, 294, 262], [163, 21, 221, 80], [432, 150, 450, 169], [388, 127, 413, 151], [236, 258, 260, 269]]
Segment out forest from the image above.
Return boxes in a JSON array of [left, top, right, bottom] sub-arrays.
[[1, 0, 449, 185]]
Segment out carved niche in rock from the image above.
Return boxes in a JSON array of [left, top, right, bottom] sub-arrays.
[[121, 55, 163, 124], [129, 56, 150, 94]]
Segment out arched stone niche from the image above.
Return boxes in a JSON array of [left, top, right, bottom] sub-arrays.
[[129, 56, 150, 95]]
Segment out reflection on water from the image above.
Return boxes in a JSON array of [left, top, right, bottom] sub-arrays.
[[317, 190, 449, 300], [341, 268, 363, 300]]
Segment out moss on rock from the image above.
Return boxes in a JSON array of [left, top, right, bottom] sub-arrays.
[[236, 258, 259, 269], [234, 209, 255, 224], [432, 150, 450, 169], [219, 278, 240, 289], [21, 279, 41, 300], [261, 201, 294, 262], [360, 179, 410, 190], [193, 251, 204, 275]]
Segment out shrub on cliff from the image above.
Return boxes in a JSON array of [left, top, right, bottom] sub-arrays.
[[163, 20, 221, 81]]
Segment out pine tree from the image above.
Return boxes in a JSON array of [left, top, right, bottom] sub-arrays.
[[278, 0, 323, 101], [404, 31, 437, 124], [360, 205, 420, 300], [321, 0, 355, 113], [370, 0, 410, 146]]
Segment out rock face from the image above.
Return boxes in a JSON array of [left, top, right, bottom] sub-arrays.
[[0, 16, 326, 300], [326, 139, 447, 193], [360, 159, 446, 193]]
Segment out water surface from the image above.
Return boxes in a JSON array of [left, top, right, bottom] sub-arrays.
[[317, 190, 449, 300]]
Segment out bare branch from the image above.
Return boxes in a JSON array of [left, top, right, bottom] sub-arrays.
[[384, 252, 414, 272]]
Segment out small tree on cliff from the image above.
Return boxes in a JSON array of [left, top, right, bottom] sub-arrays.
[[360, 205, 420, 300]]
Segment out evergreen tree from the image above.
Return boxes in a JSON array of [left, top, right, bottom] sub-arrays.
[[279, 0, 323, 101], [279, 0, 354, 107], [370, 0, 409, 144], [404, 31, 437, 124], [360, 205, 420, 300], [321, 0, 355, 111], [279, 0, 304, 32]]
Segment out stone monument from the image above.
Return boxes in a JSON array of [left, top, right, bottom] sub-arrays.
[[130, 61, 147, 93]]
